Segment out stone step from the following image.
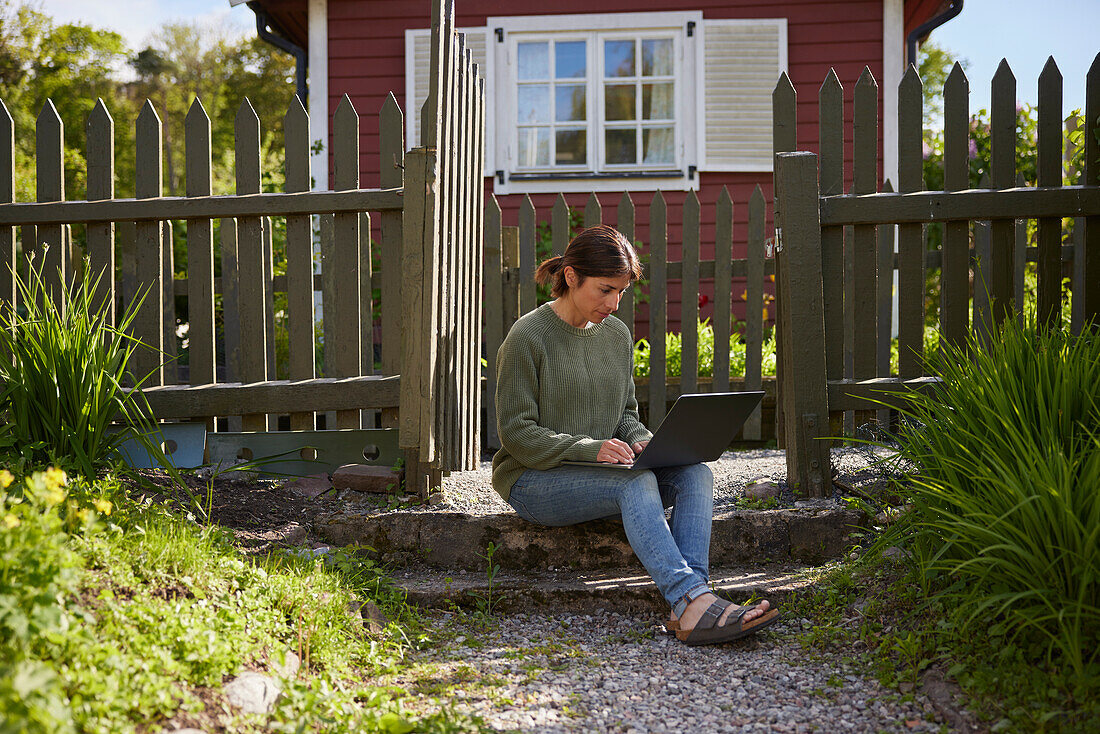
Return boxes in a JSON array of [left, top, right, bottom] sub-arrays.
[[313, 504, 866, 571], [393, 563, 825, 614]]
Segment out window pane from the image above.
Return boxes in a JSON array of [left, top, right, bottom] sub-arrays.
[[642, 127, 674, 164], [555, 41, 586, 78], [604, 39, 635, 77], [555, 84, 586, 122], [518, 127, 550, 167], [556, 129, 586, 165], [604, 84, 635, 121], [518, 42, 549, 80], [642, 39, 673, 76], [517, 84, 550, 123], [642, 83, 674, 120], [605, 128, 636, 164]]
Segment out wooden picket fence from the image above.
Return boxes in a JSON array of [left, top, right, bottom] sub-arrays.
[[482, 187, 776, 451], [0, 0, 484, 491], [772, 56, 1100, 497]]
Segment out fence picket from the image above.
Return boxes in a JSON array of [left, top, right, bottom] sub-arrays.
[[973, 174, 992, 349], [162, 220, 178, 385], [898, 65, 924, 378], [502, 225, 520, 334], [360, 211, 375, 429], [0, 102, 11, 315], [1037, 57, 1062, 328], [484, 195, 502, 450], [332, 95, 363, 430], [552, 193, 569, 257], [585, 193, 601, 228], [472, 73, 487, 464], [1014, 173, 1028, 327], [380, 92, 404, 430], [681, 190, 700, 393], [853, 68, 879, 427], [991, 60, 1018, 327], [648, 191, 667, 428], [772, 72, 797, 449], [87, 100, 115, 325], [234, 99, 267, 431], [1084, 53, 1100, 325], [744, 186, 765, 439], [877, 180, 894, 383], [36, 102, 65, 312], [819, 68, 844, 435], [616, 192, 635, 333], [135, 101, 164, 386], [284, 95, 314, 431], [942, 63, 970, 349], [519, 195, 536, 315], [713, 187, 733, 393], [185, 99, 215, 406]]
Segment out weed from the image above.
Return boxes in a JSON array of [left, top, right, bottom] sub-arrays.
[[466, 542, 502, 617]]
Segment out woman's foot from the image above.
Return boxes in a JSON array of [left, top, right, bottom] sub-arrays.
[[670, 593, 771, 633]]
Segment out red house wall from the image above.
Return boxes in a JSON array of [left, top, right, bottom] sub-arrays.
[[326, 0, 894, 338]]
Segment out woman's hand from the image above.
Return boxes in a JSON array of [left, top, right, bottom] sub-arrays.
[[631, 440, 649, 455], [597, 438, 636, 464]]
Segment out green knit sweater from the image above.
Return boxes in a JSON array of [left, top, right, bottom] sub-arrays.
[[491, 302, 652, 501]]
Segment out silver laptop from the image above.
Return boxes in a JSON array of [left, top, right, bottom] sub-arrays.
[[562, 391, 765, 470]]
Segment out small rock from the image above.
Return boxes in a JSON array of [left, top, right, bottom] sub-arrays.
[[282, 474, 332, 498], [882, 546, 906, 560], [350, 598, 391, 635], [427, 491, 447, 506], [271, 651, 300, 679], [276, 522, 308, 545], [744, 479, 780, 500], [332, 464, 402, 493], [224, 672, 281, 714]]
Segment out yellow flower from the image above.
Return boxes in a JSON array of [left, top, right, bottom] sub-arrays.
[[44, 467, 67, 489], [3, 514, 19, 529], [0, 470, 12, 489], [93, 498, 113, 516]]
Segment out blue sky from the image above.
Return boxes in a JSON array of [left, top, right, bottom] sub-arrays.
[[39, 0, 1099, 115]]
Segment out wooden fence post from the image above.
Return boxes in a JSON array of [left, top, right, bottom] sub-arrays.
[[775, 152, 831, 498], [235, 99, 267, 430], [134, 101, 164, 386], [380, 92, 404, 430], [942, 63, 969, 349], [332, 95, 363, 431], [86, 100, 115, 326], [772, 73, 797, 447], [818, 69, 844, 439], [284, 95, 315, 431], [897, 65, 925, 378], [852, 68, 879, 430]]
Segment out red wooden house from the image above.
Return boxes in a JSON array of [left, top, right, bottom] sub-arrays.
[[235, 0, 957, 336]]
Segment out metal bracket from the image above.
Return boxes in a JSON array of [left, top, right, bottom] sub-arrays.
[[495, 27, 503, 42], [687, 21, 696, 37]]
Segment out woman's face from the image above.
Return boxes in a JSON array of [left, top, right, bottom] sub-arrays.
[[563, 266, 631, 325]]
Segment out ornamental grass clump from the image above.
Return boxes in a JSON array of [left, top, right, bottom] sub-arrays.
[[0, 263, 160, 478], [891, 318, 1100, 681]]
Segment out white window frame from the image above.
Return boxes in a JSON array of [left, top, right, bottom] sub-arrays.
[[488, 11, 701, 195]]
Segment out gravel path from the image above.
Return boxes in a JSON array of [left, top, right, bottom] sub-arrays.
[[433, 446, 899, 515], [388, 609, 955, 733]]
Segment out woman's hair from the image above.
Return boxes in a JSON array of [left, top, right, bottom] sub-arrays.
[[533, 224, 642, 298]]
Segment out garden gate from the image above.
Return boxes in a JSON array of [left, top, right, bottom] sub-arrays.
[[772, 57, 1100, 496], [0, 0, 484, 494]]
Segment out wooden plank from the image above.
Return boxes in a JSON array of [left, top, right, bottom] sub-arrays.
[[380, 93, 404, 429], [472, 72, 487, 462], [502, 225, 520, 334], [942, 63, 970, 349], [552, 193, 569, 257], [772, 72, 796, 448], [138, 375, 402, 418], [400, 149, 428, 454], [973, 196, 992, 349], [453, 43, 470, 469], [774, 152, 831, 497], [991, 59, 1018, 327], [1084, 52, 1100, 325], [877, 180, 894, 380], [185, 99, 215, 401], [463, 49, 479, 467], [898, 65, 924, 378], [134, 101, 164, 386], [284, 95, 314, 431], [0, 102, 11, 316], [161, 220, 178, 385], [827, 376, 942, 412], [820, 186, 1100, 224], [360, 211, 376, 429], [585, 193, 601, 228], [1037, 57, 1062, 329], [36, 102, 65, 312], [713, 187, 733, 393], [332, 94, 362, 430], [744, 186, 765, 439], [1015, 180, 1027, 325], [518, 194, 536, 314], [418, 145, 443, 465], [616, 192, 635, 333], [0, 189, 404, 225], [86, 99, 115, 325], [853, 68, 879, 429], [819, 69, 845, 392], [648, 191, 667, 429], [484, 197, 503, 451], [681, 190, 700, 393], [263, 216, 276, 398], [234, 100, 267, 431]]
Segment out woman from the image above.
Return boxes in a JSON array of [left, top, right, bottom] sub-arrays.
[[492, 225, 780, 645]]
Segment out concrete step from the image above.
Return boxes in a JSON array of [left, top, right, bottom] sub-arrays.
[[313, 504, 866, 572], [393, 563, 826, 614]]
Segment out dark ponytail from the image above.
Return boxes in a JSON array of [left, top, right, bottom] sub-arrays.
[[534, 225, 642, 297]]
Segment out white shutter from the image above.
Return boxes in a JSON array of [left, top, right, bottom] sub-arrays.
[[405, 27, 492, 172], [698, 19, 787, 172]]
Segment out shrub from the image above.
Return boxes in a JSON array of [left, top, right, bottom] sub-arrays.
[[888, 318, 1100, 682], [0, 263, 161, 477], [633, 317, 777, 379]]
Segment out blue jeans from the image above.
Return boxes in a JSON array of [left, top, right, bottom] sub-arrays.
[[507, 463, 715, 617]]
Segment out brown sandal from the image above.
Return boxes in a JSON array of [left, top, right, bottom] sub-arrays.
[[673, 599, 781, 646]]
